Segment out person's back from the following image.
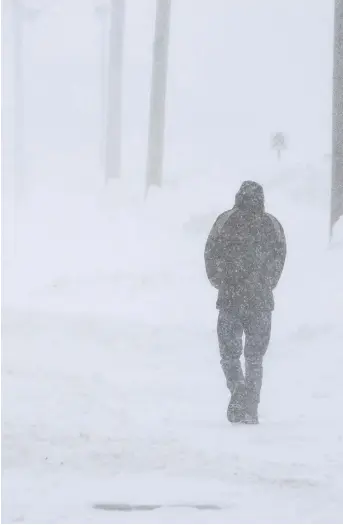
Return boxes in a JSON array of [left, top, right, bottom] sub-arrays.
[[204, 181, 286, 424]]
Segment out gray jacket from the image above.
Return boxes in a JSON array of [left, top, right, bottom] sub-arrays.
[[204, 181, 286, 311]]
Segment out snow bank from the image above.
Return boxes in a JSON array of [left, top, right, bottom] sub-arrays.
[[3, 160, 338, 330]]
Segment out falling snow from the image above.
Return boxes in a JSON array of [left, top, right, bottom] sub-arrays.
[[2, 0, 343, 523]]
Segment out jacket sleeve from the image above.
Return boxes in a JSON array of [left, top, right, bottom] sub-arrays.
[[266, 215, 287, 289], [204, 211, 232, 289]]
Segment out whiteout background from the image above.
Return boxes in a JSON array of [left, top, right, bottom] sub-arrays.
[[2, 0, 343, 523]]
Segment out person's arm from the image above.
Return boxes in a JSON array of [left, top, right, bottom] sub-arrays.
[[266, 215, 287, 289], [204, 210, 233, 289]]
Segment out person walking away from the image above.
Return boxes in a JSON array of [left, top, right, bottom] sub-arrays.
[[204, 181, 286, 424]]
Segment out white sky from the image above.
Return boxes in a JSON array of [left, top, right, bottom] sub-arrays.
[[2, 0, 335, 183]]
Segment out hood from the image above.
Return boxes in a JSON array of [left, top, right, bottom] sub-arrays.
[[235, 180, 265, 214]]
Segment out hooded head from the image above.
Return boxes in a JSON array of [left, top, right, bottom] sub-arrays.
[[235, 180, 265, 214]]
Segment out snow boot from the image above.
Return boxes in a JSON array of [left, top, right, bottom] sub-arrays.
[[244, 403, 259, 424], [227, 383, 246, 423], [244, 413, 259, 424]]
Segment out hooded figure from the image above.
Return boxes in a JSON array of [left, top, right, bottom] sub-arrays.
[[204, 181, 286, 424]]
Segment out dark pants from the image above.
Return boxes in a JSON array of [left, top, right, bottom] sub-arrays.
[[217, 308, 272, 412]]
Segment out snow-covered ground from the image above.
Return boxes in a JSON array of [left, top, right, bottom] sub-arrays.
[[2, 1, 342, 521], [2, 162, 343, 523]]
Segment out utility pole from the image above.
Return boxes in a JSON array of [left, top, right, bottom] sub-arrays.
[[105, 0, 125, 182], [331, 0, 343, 238], [12, 0, 25, 194], [145, 0, 172, 193], [9, 1, 42, 195], [95, 2, 110, 168]]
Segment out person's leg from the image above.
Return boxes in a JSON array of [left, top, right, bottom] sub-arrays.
[[217, 309, 244, 393], [217, 309, 246, 422], [243, 310, 272, 423]]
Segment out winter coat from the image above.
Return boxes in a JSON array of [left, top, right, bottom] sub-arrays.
[[204, 181, 286, 311]]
